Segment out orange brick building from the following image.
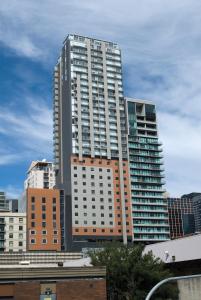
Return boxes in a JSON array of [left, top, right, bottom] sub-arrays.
[[26, 188, 61, 251]]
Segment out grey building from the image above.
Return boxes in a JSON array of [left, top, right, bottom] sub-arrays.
[[53, 34, 133, 250], [192, 194, 201, 233], [0, 192, 9, 212]]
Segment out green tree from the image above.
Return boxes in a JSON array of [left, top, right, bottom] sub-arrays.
[[89, 244, 178, 300]]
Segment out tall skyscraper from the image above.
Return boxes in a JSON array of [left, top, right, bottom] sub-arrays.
[[126, 98, 169, 242], [54, 34, 133, 250]]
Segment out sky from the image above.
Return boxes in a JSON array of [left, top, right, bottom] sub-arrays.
[[0, 0, 201, 198]]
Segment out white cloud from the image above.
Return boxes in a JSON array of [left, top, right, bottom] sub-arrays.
[[0, 185, 22, 199], [1, 0, 201, 195], [0, 97, 52, 162]]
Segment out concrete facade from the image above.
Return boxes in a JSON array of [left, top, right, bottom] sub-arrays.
[[0, 212, 26, 252], [25, 160, 56, 189], [53, 34, 132, 250]]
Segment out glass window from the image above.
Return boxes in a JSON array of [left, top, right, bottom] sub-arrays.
[[19, 226, 23, 231], [42, 239, 47, 244], [9, 218, 14, 223]]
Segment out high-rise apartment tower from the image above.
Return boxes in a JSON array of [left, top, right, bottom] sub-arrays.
[[126, 98, 169, 242], [54, 34, 133, 250]]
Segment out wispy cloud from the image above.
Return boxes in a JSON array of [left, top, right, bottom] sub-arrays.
[[1, 0, 201, 196]]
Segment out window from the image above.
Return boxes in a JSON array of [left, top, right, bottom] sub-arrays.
[[9, 233, 13, 239], [84, 220, 87, 225], [75, 204, 78, 208], [108, 191, 112, 195], [53, 239, 58, 244], [75, 212, 78, 216], [42, 197, 46, 203], [93, 229, 96, 233], [101, 221, 105, 225], [108, 184, 111, 187], [75, 229, 79, 232], [84, 229, 88, 232], [19, 233, 23, 239], [108, 198, 112, 203], [82, 174, 86, 178], [115, 177, 119, 180], [19, 226, 23, 231], [101, 213, 104, 217], [74, 174, 77, 177], [9, 218, 13, 223], [74, 197, 78, 201], [42, 230, 47, 235], [109, 214, 113, 217], [107, 176, 111, 180], [110, 229, 113, 233], [91, 167, 94, 171], [30, 230, 35, 235], [118, 222, 121, 225], [42, 239, 47, 244], [92, 190, 95, 194], [83, 182, 86, 186], [31, 197, 35, 203], [99, 168, 102, 172], [92, 221, 96, 225], [54, 230, 58, 235], [92, 197, 95, 201], [42, 213, 46, 220], [74, 166, 77, 170], [82, 167, 86, 171], [107, 169, 110, 172], [53, 206, 56, 212], [9, 225, 13, 231], [30, 239, 35, 244], [109, 206, 112, 210], [100, 198, 104, 202], [100, 206, 104, 209], [74, 189, 78, 193], [53, 214, 56, 220], [110, 221, 113, 225], [42, 222, 46, 228], [117, 206, 120, 209], [31, 204, 35, 210], [19, 241, 23, 247], [53, 198, 56, 204], [31, 222, 35, 227], [83, 189, 86, 193], [84, 213, 87, 217], [83, 197, 87, 201], [83, 205, 87, 209], [42, 205, 46, 211], [99, 175, 102, 179], [9, 241, 13, 247], [92, 205, 96, 209], [91, 182, 95, 187], [100, 190, 103, 194], [102, 229, 105, 233], [31, 213, 35, 219]]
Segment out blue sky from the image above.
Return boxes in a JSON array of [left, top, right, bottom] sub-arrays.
[[1, 0, 201, 198]]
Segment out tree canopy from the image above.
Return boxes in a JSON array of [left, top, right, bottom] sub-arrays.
[[89, 244, 178, 300]]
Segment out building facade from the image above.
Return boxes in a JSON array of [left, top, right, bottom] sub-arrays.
[[192, 194, 201, 233], [126, 98, 169, 242], [0, 192, 9, 211], [54, 34, 133, 250], [168, 197, 195, 239], [26, 188, 62, 251], [24, 161, 56, 189], [0, 212, 26, 252]]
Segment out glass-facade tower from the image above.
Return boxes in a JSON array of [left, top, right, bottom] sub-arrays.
[[126, 98, 170, 242]]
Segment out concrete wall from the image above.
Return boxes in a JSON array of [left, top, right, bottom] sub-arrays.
[[178, 277, 201, 300]]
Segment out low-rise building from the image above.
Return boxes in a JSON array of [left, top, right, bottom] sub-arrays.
[[0, 212, 26, 252], [24, 160, 56, 189], [26, 188, 62, 251]]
